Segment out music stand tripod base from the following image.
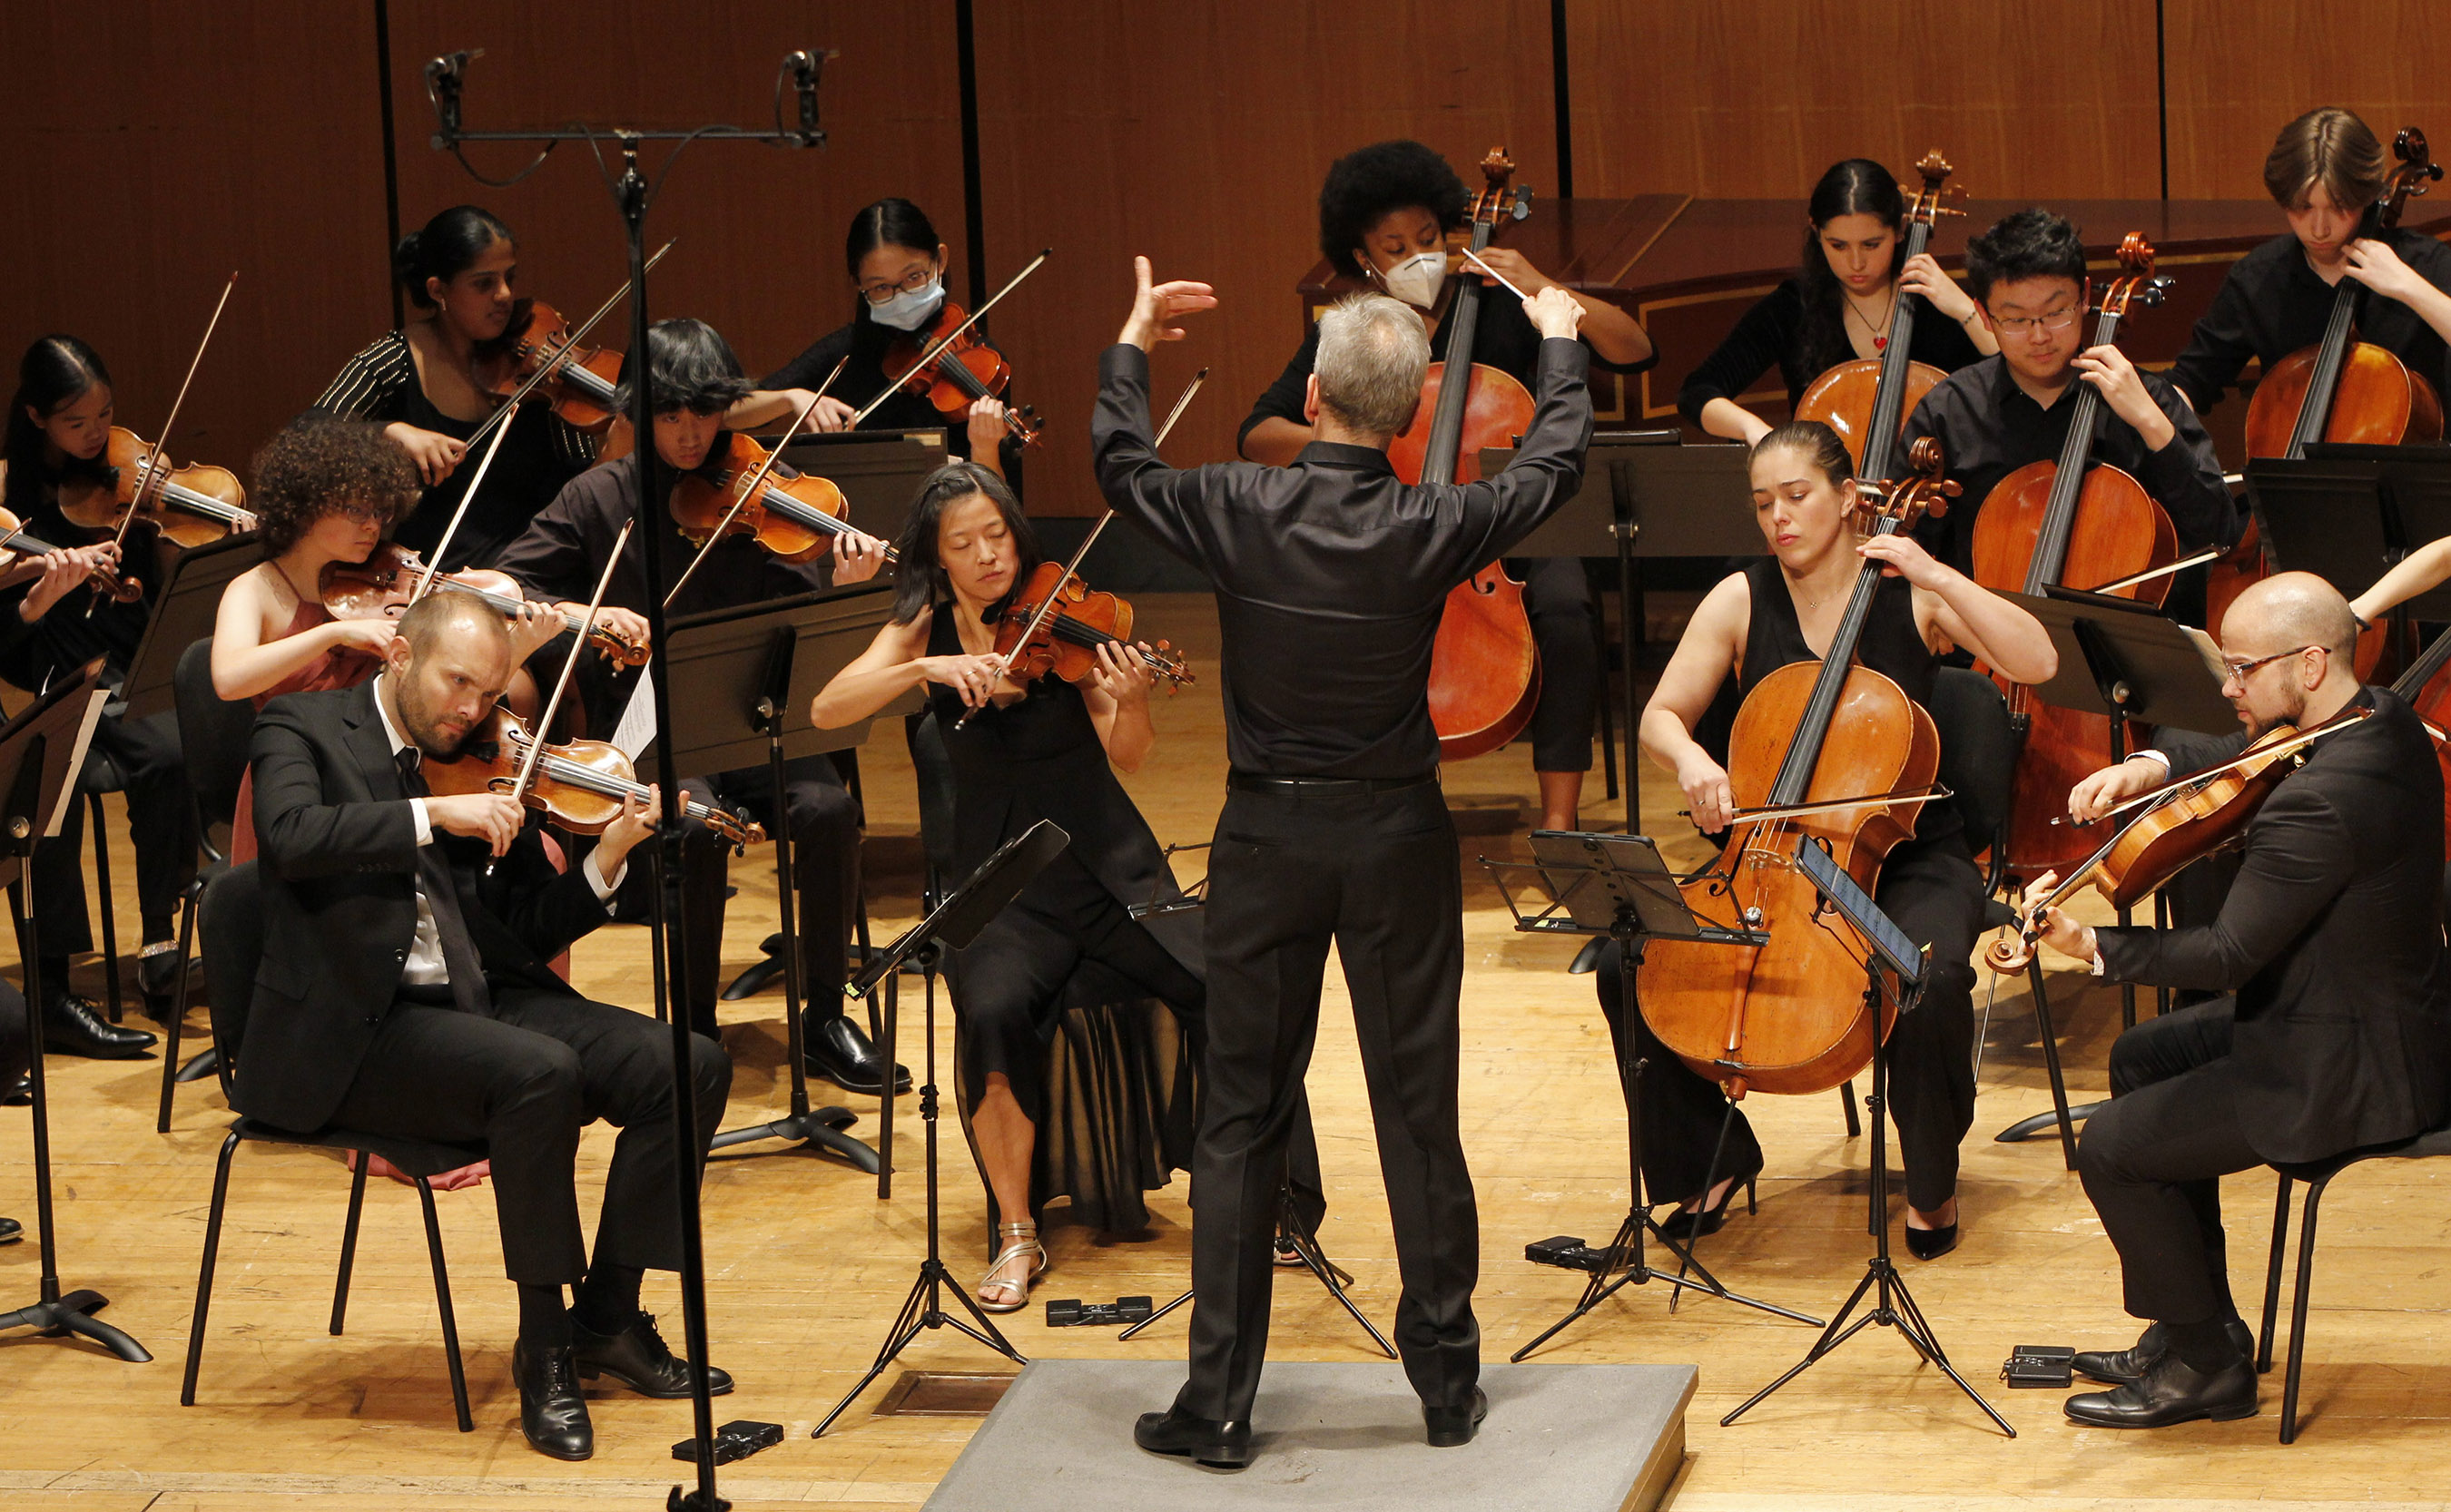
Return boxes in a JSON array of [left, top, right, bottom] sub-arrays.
[[1116, 1189, 1397, 1358]]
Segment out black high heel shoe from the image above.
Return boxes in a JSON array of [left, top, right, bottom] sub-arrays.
[[1659, 1172, 1758, 1242], [1904, 1204, 1960, 1261]]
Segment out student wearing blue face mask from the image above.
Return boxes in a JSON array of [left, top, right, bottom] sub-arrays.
[[762, 198, 1013, 482]]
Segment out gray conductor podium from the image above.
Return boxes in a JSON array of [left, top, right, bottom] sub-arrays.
[[1481, 435, 1765, 825]]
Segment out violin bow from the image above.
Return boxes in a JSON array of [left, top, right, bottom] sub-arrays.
[[90, 271, 239, 613], [460, 240, 677, 456], [664, 389, 826, 609], [956, 368, 1206, 730], [500, 517, 633, 840], [849, 248, 1052, 429], [412, 394, 522, 598]]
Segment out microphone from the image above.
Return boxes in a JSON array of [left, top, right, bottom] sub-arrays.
[[424, 48, 482, 140], [783, 48, 831, 146]]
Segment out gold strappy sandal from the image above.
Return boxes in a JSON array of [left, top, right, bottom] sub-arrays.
[[977, 1220, 1047, 1313]]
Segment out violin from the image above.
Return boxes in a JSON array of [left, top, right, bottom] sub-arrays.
[[1967, 232, 2179, 881], [2224, 128, 2447, 636], [1986, 705, 2373, 969], [1387, 147, 1543, 764], [881, 299, 1043, 447], [991, 561, 1194, 691], [55, 426, 254, 550], [320, 542, 648, 666], [474, 300, 625, 435], [1796, 150, 1964, 476], [1635, 444, 1957, 1098], [0, 506, 143, 602], [668, 431, 880, 566], [422, 705, 763, 848]]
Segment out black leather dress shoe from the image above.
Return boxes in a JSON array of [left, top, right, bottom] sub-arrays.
[[2063, 1352, 2257, 1429], [0, 1215, 21, 1244], [1134, 1406, 1253, 1469], [2, 1073, 29, 1106], [574, 1311, 733, 1399], [512, 1340, 594, 1460], [802, 1011, 910, 1096], [2075, 1318, 2258, 1386], [1424, 1386, 1489, 1448], [44, 996, 156, 1059]]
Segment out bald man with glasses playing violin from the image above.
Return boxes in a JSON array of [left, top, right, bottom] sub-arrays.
[[2001, 572, 2451, 1431]]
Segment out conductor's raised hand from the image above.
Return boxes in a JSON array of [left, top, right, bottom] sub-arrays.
[[1524, 284, 1584, 342], [1117, 256, 1217, 351]]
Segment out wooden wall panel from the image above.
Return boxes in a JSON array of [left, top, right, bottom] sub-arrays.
[[0, 2, 390, 474], [2162, 0, 2451, 201], [970, 1, 1560, 515], [380, 4, 966, 421], [1566, 0, 2164, 203]]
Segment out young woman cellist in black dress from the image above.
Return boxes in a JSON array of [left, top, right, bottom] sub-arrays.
[[1595, 420, 2054, 1259]]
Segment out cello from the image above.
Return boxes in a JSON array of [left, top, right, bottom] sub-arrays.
[[1635, 443, 1956, 1098], [2220, 127, 2447, 633], [1967, 232, 2178, 880], [1387, 148, 1543, 764], [1796, 150, 1964, 476]]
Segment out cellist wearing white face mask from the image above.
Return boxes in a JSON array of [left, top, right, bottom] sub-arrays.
[[760, 197, 1013, 482]]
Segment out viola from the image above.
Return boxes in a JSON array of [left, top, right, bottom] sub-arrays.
[[2225, 127, 2447, 635], [667, 431, 881, 567], [1635, 443, 1957, 1098], [1966, 232, 2179, 881], [422, 705, 763, 847], [1986, 705, 2373, 969], [881, 299, 1043, 447], [475, 299, 625, 434], [991, 561, 1194, 691], [0, 506, 142, 602], [1796, 150, 1964, 476], [320, 542, 648, 666], [56, 426, 254, 550], [1387, 147, 1542, 764]]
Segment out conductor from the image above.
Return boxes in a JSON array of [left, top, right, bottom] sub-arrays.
[[1093, 258, 1594, 1468]]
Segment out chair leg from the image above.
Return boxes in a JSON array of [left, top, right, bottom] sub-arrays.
[[331, 1157, 371, 1335], [90, 790, 123, 1024], [154, 887, 200, 1134], [2280, 1174, 2331, 1444], [181, 1130, 243, 1407], [417, 1178, 474, 1432], [2259, 1172, 2293, 1374], [1839, 1080, 1861, 1138]]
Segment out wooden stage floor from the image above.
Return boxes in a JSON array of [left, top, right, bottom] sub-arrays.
[[5, 594, 2446, 1511]]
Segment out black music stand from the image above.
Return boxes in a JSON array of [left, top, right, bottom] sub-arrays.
[[816, 820, 1069, 1438], [1482, 831, 1817, 1359], [0, 663, 151, 1361], [1989, 587, 2235, 1156], [1484, 435, 1762, 831], [2248, 447, 2451, 664], [1723, 839, 2012, 1435], [647, 582, 923, 1175], [115, 530, 263, 724]]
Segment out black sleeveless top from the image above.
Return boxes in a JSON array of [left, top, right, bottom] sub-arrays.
[[1735, 555, 1958, 844], [923, 608, 1199, 973]]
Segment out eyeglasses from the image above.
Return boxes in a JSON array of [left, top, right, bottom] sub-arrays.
[[2219, 643, 2321, 685], [1989, 306, 2082, 339], [859, 266, 939, 304], [328, 501, 389, 526]]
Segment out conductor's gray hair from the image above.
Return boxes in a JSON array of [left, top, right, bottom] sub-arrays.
[[1314, 292, 1430, 439]]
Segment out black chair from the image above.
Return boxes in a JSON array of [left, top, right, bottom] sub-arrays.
[[157, 637, 255, 1131], [178, 861, 484, 1433], [2252, 1122, 2451, 1442]]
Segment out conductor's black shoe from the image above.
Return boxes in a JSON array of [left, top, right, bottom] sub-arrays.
[[802, 1011, 910, 1096], [1134, 1406, 1253, 1469], [0, 1215, 21, 1244], [1903, 1220, 1960, 1261], [43, 995, 156, 1059], [512, 1340, 595, 1460], [2075, 1319, 2257, 1386], [2, 1073, 29, 1106], [574, 1311, 733, 1399], [2062, 1353, 2257, 1429], [1424, 1386, 1490, 1448]]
